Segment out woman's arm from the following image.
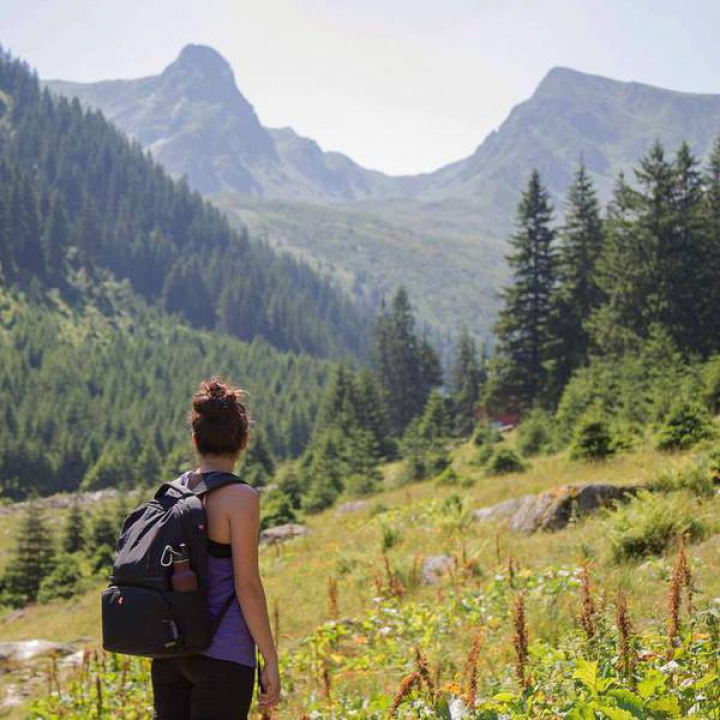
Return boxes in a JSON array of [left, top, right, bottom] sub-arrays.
[[227, 485, 280, 707]]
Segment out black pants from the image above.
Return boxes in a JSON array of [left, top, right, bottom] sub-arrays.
[[151, 655, 256, 720]]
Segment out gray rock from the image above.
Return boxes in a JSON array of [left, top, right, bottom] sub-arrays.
[[0, 640, 74, 664], [422, 554, 455, 585], [473, 484, 639, 534], [337, 501, 368, 515], [259, 523, 309, 545]]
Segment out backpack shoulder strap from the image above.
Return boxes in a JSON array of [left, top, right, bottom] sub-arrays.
[[192, 470, 248, 496]]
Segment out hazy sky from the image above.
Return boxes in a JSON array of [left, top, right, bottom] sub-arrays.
[[2, 0, 720, 174]]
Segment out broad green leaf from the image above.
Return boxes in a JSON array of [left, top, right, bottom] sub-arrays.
[[608, 688, 644, 717], [574, 659, 599, 693], [637, 670, 666, 699], [695, 672, 718, 689], [492, 692, 517, 703], [647, 695, 681, 716]]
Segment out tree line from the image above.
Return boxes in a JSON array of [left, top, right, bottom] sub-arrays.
[[488, 139, 720, 413]]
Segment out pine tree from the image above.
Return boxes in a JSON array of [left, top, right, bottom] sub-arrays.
[[703, 138, 720, 344], [550, 161, 604, 396], [371, 288, 442, 436], [242, 429, 276, 488], [355, 368, 394, 458], [450, 328, 483, 436], [62, 500, 86, 554], [3, 504, 57, 604], [91, 512, 118, 549], [42, 193, 68, 281], [593, 142, 708, 355], [417, 390, 451, 442], [492, 170, 557, 411]]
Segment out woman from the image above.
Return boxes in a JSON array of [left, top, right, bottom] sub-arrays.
[[151, 378, 281, 719]]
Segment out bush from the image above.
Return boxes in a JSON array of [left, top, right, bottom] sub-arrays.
[[702, 355, 720, 414], [471, 423, 501, 448], [434, 467, 458, 486], [485, 448, 526, 476], [260, 488, 297, 531], [516, 409, 554, 457], [344, 472, 382, 497], [649, 459, 715, 498], [380, 523, 401, 551], [608, 490, 707, 562], [92, 544, 116, 575], [570, 415, 615, 461], [37, 554, 82, 603], [656, 402, 712, 451]]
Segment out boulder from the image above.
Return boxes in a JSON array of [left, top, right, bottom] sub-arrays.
[[0, 640, 74, 665], [472, 484, 639, 534], [422, 554, 455, 585], [259, 523, 309, 545], [337, 501, 368, 515]]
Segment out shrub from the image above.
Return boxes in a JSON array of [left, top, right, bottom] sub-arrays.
[[434, 467, 458, 487], [380, 523, 401, 551], [649, 460, 715, 498], [516, 409, 554, 457], [37, 554, 82, 603], [485, 448, 526, 476], [92, 544, 116, 575], [702, 355, 720, 414], [570, 415, 615, 461], [471, 423, 501, 448], [655, 402, 712, 451], [343, 472, 382, 497], [608, 490, 707, 562], [260, 488, 297, 530]]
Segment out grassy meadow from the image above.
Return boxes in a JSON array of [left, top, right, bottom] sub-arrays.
[[0, 433, 717, 718]]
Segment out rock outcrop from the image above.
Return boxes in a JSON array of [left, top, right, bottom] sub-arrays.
[[260, 523, 309, 545], [472, 484, 639, 534]]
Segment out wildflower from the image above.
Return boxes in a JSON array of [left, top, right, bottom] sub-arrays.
[[387, 671, 421, 718], [449, 697, 470, 719]]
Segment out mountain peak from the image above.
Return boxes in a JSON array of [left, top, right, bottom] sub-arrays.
[[162, 44, 236, 94], [174, 44, 232, 74]]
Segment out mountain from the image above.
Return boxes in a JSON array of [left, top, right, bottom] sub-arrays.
[[46, 49, 720, 340], [422, 66, 720, 220], [47, 45, 413, 201]]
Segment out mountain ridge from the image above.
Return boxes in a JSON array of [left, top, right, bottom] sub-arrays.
[[45, 45, 720, 340]]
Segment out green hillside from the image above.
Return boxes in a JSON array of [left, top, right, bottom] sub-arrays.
[[0, 281, 331, 500], [219, 195, 507, 343]]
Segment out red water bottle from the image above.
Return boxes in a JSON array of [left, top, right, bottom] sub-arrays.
[[171, 543, 198, 592]]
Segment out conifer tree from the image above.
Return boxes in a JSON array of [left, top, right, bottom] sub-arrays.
[[355, 367, 394, 458], [418, 390, 451, 442], [703, 138, 720, 343], [242, 429, 276, 488], [42, 194, 68, 281], [450, 328, 483, 436], [593, 142, 708, 354], [550, 162, 604, 395], [62, 500, 86, 554], [91, 512, 118, 550], [492, 170, 557, 411], [371, 288, 442, 436], [3, 504, 57, 604]]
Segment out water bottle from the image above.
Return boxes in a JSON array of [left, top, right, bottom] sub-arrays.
[[171, 543, 198, 592]]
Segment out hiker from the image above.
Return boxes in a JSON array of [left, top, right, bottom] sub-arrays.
[[150, 378, 280, 718]]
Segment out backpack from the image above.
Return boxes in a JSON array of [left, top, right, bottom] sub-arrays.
[[101, 470, 246, 658]]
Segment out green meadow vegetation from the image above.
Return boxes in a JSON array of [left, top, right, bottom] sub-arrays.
[[9, 433, 719, 718]]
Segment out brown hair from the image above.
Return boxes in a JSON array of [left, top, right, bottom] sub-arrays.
[[190, 377, 250, 456]]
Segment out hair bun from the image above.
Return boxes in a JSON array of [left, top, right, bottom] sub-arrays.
[[192, 379, 238, 422]]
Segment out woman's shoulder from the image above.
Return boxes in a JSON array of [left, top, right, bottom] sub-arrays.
[[212, 481, 259, 506]]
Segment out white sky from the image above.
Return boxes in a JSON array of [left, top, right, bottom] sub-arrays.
[[2, 0, 720, 175]]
